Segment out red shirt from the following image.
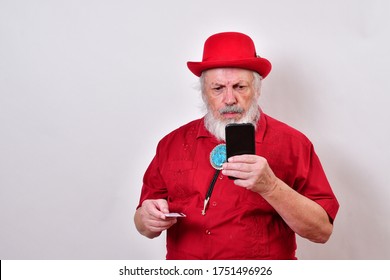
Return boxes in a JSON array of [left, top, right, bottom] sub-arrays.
[[137, 112, 339, 259]]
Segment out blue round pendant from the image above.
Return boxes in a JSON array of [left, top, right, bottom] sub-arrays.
[[210, 144, 227, 170]]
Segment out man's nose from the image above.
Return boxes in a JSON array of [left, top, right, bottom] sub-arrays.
[[223, 87, 237, 105]]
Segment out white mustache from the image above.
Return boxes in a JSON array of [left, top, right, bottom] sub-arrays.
[[219, 106, 244, 114]]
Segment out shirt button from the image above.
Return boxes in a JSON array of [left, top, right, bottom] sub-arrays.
[[205, 230, 211, 235], [212, 201, 217, 207]]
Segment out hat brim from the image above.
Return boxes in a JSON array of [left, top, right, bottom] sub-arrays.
[[187, 57, 271, 78]]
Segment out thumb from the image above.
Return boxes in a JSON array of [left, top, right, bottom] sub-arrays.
[[155, 199, 170, 214]]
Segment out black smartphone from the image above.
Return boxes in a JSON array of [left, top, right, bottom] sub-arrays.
[[225, 123, 255, 179]]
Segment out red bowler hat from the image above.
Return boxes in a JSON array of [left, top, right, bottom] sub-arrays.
[[187, 32, 272, 78]]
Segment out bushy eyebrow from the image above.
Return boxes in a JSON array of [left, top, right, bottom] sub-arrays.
[[210, 83, 225, 88], [210, 80, 250, 87]]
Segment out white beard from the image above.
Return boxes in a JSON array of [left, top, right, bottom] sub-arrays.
[[203, 100, 260, 141]]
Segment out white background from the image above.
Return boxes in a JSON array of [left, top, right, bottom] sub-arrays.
[[1, 0, 389, 259]]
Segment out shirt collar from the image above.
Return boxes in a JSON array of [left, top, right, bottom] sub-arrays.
[[196, 118, 221, 144], [255, 109, 267, 143]]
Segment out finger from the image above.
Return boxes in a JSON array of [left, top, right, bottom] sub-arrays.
[[147, 218, 177, 232], [222, 162, 252, 173], [148, 218, 177, 227], [143, 201, 167, 220], [155, 199, 170, 214], [222, 168, 251, 180], [232, 177, 255, 188], [228, 154, 258, 163]]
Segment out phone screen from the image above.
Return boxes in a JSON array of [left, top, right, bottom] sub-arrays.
[[225, 123, 255, 180], [225, 123, 255, 159]]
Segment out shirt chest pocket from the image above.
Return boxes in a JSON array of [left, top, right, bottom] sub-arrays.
[[162, 161, 198, 198]]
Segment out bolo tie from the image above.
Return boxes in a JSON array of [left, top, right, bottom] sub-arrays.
[[202, 144, 227, 215]]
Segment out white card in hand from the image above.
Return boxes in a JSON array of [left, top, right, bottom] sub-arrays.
[[164, 213, 186, 218]]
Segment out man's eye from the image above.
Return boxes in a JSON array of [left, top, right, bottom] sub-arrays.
[[212, 86, 223, 91]]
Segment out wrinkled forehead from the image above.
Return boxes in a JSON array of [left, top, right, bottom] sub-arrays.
[[203, 68, 255, 85]]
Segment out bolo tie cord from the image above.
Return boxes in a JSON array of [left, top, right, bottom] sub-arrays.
[[202, 169, 221, 215]]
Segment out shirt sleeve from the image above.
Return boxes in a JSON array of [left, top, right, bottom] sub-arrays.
[[296, 143, 340, 222], [136, 143, 168, 209]]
